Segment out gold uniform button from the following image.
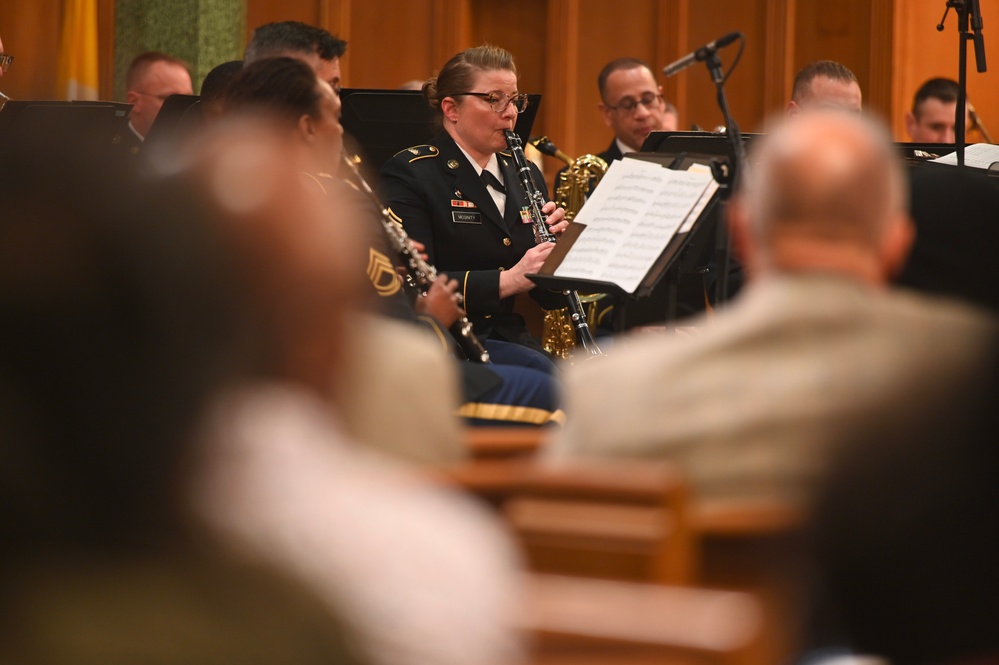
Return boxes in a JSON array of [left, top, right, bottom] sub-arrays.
[[503, 237, 512, 246]]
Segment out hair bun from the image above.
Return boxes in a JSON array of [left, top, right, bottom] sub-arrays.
[[423, 77, 439, 109]]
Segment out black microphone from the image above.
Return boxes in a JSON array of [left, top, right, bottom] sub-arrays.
[[969, 0, 987, 73], [662, 32, 741, 77]]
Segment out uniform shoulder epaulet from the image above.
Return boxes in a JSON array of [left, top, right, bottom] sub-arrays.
[[393, 144, 440, 163]]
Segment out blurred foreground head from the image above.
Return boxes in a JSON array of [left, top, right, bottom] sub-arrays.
[[729, 110, 913, 286], [0, 117, 371, 665], [0, 132, 242, 552], [811, 348, 999, 665], [154, 116, 365, 396], [223, 56, 344, 177]]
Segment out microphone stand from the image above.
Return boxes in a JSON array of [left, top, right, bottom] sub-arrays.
[[938, 0, 988, 167], [702, 46, 745, 306]]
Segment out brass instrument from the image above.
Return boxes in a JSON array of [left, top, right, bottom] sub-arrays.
[[504, 130, 603, 359], [531, 136, 608, 220], [530, 136, 608, 359], [341, 154, 490, 363], [968, 102, 993, 144]]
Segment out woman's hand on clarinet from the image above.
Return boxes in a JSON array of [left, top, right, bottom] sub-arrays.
[[542, 202, 569, 235], [415, 275, 464, 327], [500, 243, 555, 298]]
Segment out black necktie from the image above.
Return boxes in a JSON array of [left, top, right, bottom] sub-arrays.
[[480, 170, 506, 194]]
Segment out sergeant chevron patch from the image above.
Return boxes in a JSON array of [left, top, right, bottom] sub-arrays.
[[367, 249, 401, 297]]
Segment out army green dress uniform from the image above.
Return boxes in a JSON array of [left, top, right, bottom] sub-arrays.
[[380, 131, 564, 355]]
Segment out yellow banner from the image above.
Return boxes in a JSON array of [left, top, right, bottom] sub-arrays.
[[56, 0, 99, 101]]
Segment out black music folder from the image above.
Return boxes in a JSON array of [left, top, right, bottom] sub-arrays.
[[0, 100, 131, 150]]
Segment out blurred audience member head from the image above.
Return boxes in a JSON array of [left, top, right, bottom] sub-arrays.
[[125, 51, 194, 139], [199, 59, 243, 122], [809, 345, 999, 665], [244, 21, 347, 91], [787, 61, 862, 116], [728, 110, 913, 286], [0, 132, 242, 556], [905, 77, 965, 144], [224, 56, 343, 178], [161, 116, 364, 398]]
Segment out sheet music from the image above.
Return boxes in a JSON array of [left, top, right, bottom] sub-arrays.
[[554, 159, 714, 293], [930, 143, 999, 169], [680, 164, 720, 233]]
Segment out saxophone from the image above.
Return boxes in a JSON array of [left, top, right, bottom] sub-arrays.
[[529, 136, 608, 359], [968, 102, 994, 144], [340, 154, 490, 363], [531, 136, 608, 220], [504, 130, 603, 359]]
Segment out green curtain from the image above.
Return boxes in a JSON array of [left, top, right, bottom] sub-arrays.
[[114, 0, 245, 100]]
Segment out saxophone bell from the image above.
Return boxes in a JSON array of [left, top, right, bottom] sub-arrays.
[[968, 102, 993, 144], [530, 136, 574, 167]]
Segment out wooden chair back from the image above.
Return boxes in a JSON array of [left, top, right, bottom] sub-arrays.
[[503, 460, 697, 585]]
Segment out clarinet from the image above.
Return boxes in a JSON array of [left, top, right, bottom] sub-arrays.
[[341, 154, 490, 363], [503, 130, 604, 357]]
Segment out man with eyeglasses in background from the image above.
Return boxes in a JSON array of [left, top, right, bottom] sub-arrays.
[[121, 52, 193, 151], [596, 57, 678, 163]]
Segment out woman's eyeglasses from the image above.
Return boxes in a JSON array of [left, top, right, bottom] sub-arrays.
[[452, 91, 529, 114], [0, 54, 14, 74]]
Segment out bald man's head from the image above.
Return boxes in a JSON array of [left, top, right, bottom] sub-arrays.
[[730, 111, 913, 284]]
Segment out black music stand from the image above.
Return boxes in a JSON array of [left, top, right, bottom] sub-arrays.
[[529, 147, 726, 332], [896, 159, 999, 314], [895, 141, 963, 162], [0, 100, 131, 150], [143, 93, 201, 150], [339, 88, 543, 174], [641, 130, 762, 171]]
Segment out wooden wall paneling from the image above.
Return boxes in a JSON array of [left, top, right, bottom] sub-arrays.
[[566, 0, 669, 157], [471, 0, 547, 110], [431, 0, 473, 73], [0, 0, 64, 100], [763, 0, 795, 119], [681, 0, 770, 133], [347, 0, 440, 88], [866, 0, 895, 123], [322, 0, 351, 81], [99, 0, 116, 100], [658, 0, 689, 128], [792, 1, 873, 112], [542, 0, 580, 187]]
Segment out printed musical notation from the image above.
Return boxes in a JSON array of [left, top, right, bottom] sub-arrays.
[[554, 159, 716, 294]]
